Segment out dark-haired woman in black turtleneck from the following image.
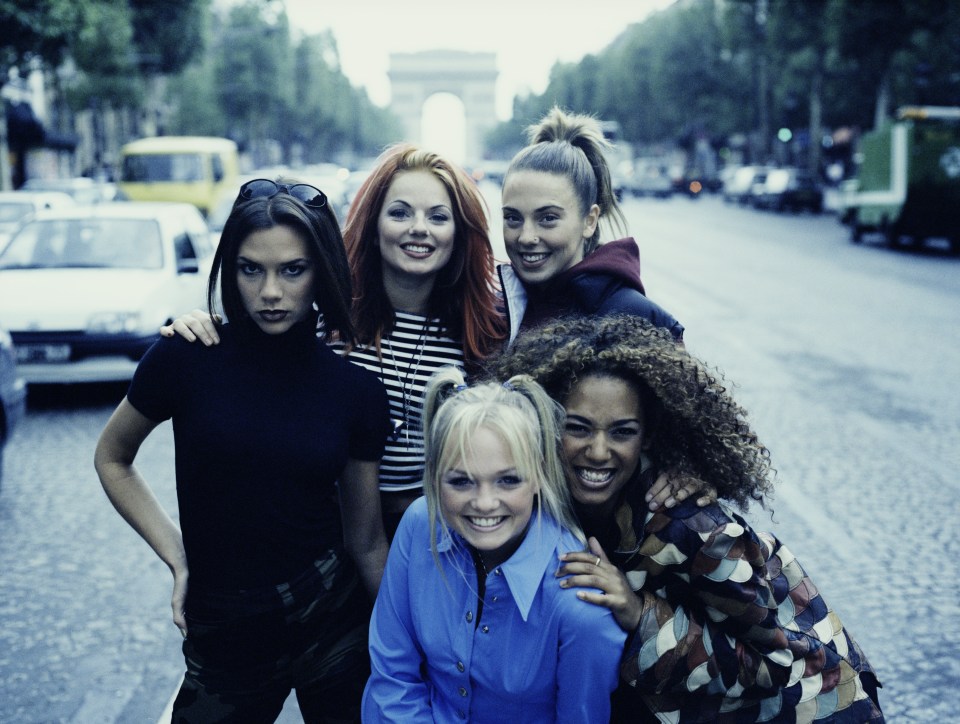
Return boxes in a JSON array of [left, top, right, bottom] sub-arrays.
[[95, 180, 392, 722]]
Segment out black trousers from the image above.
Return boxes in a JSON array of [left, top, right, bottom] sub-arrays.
[[172, 550, 371, 724]]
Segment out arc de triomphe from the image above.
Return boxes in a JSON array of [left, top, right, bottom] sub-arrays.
[[387, 50, 498, 164]]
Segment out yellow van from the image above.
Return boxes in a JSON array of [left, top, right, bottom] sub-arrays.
[[118, 136, 239, 216]]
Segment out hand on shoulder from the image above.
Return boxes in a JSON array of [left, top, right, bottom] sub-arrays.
[[159, 310, 221, 346]]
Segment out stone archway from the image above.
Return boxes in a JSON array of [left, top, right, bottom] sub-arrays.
[[388, 50, 498, 164]]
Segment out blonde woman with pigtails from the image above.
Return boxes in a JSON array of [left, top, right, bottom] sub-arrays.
[[362, 368, 625, 723]]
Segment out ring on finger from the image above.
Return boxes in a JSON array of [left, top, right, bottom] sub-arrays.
[[594, 556, 601, 567]]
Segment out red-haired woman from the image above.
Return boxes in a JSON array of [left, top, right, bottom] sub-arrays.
[[164, 148, 507, 535], [338, 144, 506, 534]]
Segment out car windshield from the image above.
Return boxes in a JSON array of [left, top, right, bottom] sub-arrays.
[[0, 202, 32, 224], [0, 218, 163, 270], [123, 153, 205, 182]]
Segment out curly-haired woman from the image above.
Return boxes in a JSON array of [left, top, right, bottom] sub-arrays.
[[492, 314, 884, 723]]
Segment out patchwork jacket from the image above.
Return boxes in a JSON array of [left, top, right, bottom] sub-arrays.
[[610, 482, 884, 723]]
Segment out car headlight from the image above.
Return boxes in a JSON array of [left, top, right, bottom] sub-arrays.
[[87, 312, 144, 335]]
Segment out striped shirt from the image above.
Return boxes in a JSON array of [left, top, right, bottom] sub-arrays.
[[330, 312, 464, 492]]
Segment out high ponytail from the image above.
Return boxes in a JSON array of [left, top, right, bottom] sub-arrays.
[[508, 106, 627, 254]]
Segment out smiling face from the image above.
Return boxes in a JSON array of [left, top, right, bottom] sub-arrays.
[[561, 374, 646, 513], [440, 425, 540, 569], [501, 169, 599, 285], [377, 169, 456, 288], [236, 225, 316, 334]]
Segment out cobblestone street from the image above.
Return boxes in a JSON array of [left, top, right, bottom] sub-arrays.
[[2, 196, 958, 721]]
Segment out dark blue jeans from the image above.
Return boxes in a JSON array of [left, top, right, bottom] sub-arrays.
[[171, 550, 371, 723]]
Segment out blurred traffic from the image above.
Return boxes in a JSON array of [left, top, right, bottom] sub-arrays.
[[0, 202, 213, 385]]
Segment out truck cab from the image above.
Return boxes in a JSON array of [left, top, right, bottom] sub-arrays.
[[839, 106, 960, 253]]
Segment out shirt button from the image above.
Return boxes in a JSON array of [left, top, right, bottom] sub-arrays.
[[459, 686, 468, 697], [481, 625, 489, 633], [457, 711, 466, 719], [457, 661, 465, 672], [494, 568, 502, 575], [492, 596, 498, 602], [465, 611, 473, 623]]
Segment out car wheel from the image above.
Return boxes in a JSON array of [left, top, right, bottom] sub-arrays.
[[850, 222, 863, 243], [881, 219, 900, 248]]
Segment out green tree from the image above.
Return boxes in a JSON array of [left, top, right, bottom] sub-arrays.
[[66, 2, 142, 110], [0, 0, 85, 188], [129, 0, 208, 76], [213, 1, 293, 163], [832, 0, 951, 128], [165, 2, 401, 165]]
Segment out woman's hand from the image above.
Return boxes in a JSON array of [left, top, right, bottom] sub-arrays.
[[645, 471, 716, 511], [172, 567, 188, 638], [159, 310, 221, 345], [557, 537, 644, 632]]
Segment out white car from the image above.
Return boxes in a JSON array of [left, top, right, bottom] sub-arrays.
[[0, 202, 214, 384], [0, 190, 76, 252]]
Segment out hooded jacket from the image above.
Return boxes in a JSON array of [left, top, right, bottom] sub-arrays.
[[498, 237, 684, 346]]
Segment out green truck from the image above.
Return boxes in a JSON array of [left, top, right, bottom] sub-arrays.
[[840, 106, 960, 253]]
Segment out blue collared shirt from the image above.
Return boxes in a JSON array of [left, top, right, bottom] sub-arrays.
[[362, 497, 625, 723]]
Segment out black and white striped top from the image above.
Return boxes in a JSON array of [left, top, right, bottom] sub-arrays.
[[330, 312, 464, 492]]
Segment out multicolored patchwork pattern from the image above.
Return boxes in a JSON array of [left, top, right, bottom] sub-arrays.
[[615, 499, 884, 723]]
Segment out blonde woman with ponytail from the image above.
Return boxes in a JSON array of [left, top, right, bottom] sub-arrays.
[[362, 367, 625, 723]]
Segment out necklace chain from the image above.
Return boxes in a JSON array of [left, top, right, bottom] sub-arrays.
[[382, 320, 429, 446], [472, 546, 489, 577]]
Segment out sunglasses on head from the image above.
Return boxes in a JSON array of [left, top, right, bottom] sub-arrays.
[[237, 178, 327, 208]]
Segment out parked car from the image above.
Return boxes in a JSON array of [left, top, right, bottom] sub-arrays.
[[722, 165, 770, 204], [20, 177, 124, 205], [752, 168, 824, 213], [0, 190, 76, 252], [0, 202, 214, 385], [628, 161, 674, 198], [0, 321, 27, 490]]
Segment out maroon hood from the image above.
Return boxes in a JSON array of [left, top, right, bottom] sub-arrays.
[[555, 237, 645, 295]]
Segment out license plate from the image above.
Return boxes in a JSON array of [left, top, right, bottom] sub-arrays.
[[15, 343, 71, 363]]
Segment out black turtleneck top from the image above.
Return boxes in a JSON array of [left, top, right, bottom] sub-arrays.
[[127, 320, 391, 592]]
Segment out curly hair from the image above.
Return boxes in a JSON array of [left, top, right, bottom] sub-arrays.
[[488, 315, 775, 510], [342, 143, 506, 363]]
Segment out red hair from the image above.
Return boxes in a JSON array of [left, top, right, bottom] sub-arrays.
[[343, 144, 506, 364]]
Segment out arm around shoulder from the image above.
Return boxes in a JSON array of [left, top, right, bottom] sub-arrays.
[[159, 309, 221, 345]]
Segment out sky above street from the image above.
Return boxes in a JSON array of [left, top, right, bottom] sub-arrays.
[[282, 0, 678, 120]]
